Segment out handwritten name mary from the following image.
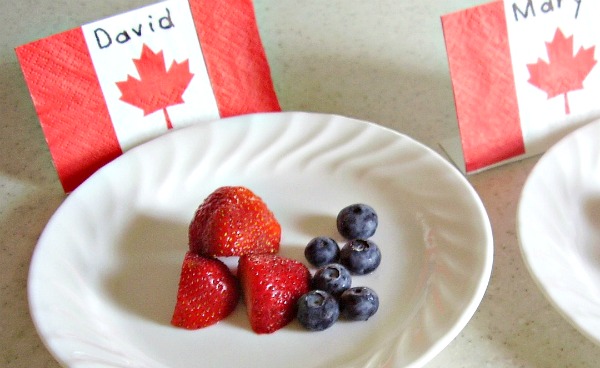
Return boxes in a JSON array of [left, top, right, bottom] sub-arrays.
[[511, 0, 583, 21], [93, 7, 175, 50]]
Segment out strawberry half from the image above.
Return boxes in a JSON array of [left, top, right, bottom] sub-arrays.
[[238, 254, 311, 334], [171, 252, 239, 329], [189, 186, 281, 257]]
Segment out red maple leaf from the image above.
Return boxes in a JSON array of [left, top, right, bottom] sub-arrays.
[[116, 44, 194, 129], [527, 28, 596, 115]]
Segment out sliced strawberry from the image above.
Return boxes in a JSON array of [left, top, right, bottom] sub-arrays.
[[189, 186, 281, 257], [171, 252, 239, 329], [238, 254, 311, 334]]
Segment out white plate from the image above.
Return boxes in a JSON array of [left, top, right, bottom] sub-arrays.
[[518, 119, 600, 346], [29, 112, 492, 368]]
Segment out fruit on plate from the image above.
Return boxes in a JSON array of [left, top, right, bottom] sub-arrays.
[[297, 290, 340, 331], [238, 254, 311, 334], [339, 287, 379, 321], [336, 203, 378, 240], [311, 263, 352, 297], [189, 186, 281, 257], [339, 239, 382, 275], [304, 236, 340, 267], [171, 252, 240, 329]]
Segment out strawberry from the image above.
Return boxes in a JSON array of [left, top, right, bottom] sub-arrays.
[[171, 251, 239, 329], [238, 254, 311, 334], [189, 186, 281, 257]]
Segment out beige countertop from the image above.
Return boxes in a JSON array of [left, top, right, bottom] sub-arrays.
[[2, 0, 600, 367]]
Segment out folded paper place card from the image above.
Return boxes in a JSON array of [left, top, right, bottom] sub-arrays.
[[441, 0, 600, 173], [16, 0, 280, 192]]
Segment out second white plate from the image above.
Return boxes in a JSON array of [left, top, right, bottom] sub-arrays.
[[29, 112, 493, 368], [519, 119, 600, 346]]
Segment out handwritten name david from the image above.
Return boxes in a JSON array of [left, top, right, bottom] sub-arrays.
[[511, 0, 583, 21], [93, 8, 175, 50]]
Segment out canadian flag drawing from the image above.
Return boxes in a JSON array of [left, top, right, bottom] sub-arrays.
[[116, 44, 195, 131], [442, 0, 600, 173], [16, 0, 280, 192]]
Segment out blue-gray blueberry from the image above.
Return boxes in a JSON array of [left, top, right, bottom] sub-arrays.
[[297, 290, 340, 331], [336, 203, 378, 240]]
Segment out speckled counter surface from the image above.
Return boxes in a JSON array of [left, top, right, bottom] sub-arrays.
[[2, 1, 600, 367]]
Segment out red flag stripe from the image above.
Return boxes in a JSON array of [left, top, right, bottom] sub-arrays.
[[189, 0, 281, 117], [16, 28, 122, 192], [442, 0, 525, 172]]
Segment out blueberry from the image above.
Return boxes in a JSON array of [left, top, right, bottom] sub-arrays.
[[340, 287, 379, 321], [312, 263, 352, 296], [339, 239, 381, 275], [297, 290, 340, 331], [304, 236, 340, 267], [336, 203, 378, 240]]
